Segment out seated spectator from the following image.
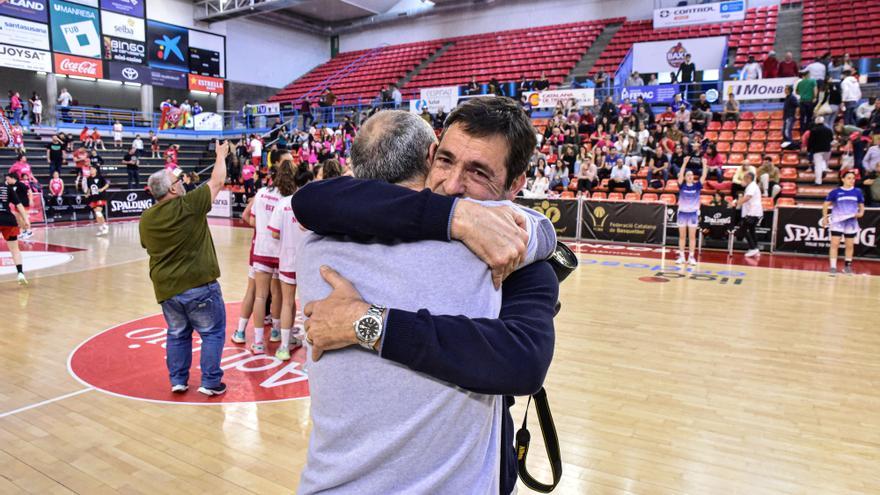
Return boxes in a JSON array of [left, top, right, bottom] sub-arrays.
[[659, 106, 676, 126], [599, 96, 618, 123], [646, 74, 658, 86], [731, 162, 757, 198], [164, 154, 178, 171], [516, 75, 533, 97], [692, 93, 712, 131], [763, 51, 779, 79], [465, 76, 480, 96], [487, 77, 504, 97], [709, 191, 728, 207], [597, 147, 613, 180], [590, 124, 610, 149], [89, 149, 104, 169], [80, 126, 92, 148], [550, 161, 570, 190], [49, 171, 64, 197], [618, 98, 633, 119], [670, 143, 687, 177], [534, 71, 550, 91], [703, 144, 725, 183], [608, 158, 632, 193], [525, 168, 550, 198], [757, 156, 781, 198], [625, 71, 644, 87], [91, 128, 106, 151], [577, 155, 598, 196], [675, 106, 691, 130], [723, 94, 740, 122], [856, 97, 875, 122], [740, 55, 763, 80], [777, 51, 799, 77], [647, 149, 669, 187], [671, 94, 690, 112]]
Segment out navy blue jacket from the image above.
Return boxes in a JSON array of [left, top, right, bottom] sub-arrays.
[[293, 177, 558, 494]]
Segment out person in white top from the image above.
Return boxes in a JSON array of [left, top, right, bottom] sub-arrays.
[[523, 169, 549, 198], [112, 121, 124, 149], [856, 97, 874, 122], [739, 55, 763, 80], [132, 134, 144, 157], [737, 171, 764, 257], [249, 134, 263, 169], [57, 88, 72, 123], [267, 161, 314, 360], [806, 58, 827, 81], [840, 69, 862, 126]]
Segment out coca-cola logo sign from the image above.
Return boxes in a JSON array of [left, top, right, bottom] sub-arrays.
[[53, 52, 103, 77]]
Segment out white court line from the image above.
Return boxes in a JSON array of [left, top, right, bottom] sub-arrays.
[[0, 388, 93, 419]]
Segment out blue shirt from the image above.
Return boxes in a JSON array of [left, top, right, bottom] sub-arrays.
[[678, 181, 702, 213], [826, 187, 864, 222]]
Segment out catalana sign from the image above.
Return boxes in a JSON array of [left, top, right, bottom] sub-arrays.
[[723, 77, 797, 101], [525, 88, 595, 108], [654, 0, 745, 28]]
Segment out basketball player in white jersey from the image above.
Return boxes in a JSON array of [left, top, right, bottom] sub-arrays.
[[267, 161, 314, 360], [231, 197, 258, 345]]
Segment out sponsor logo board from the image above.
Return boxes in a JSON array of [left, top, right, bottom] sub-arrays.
[[0, 42, 50, 71], [193, 111, 222, 131], [146, 19, 188, 72], [620, 84, 677, 104], [107, 60, 146, 83], [654, 0, 745, 28], [188, 73, 223, 94], [149, 66, 187, 88], [49, 0, 99, 58], [208, 189, 231, 217], [53, 52, 102, 77], [632, 36, 727, 73], [100, 10, 143, 41], [0, 0, 47, 23], [102, 35, 144, 64], [0, 14, 49, 49], [722, 77, 797, 101], [106, 189, 153, 218], [99, 0, 142, 17], [525, 88, 595, 108]]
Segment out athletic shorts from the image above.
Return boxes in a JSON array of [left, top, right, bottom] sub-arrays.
[[252, 262, 279, 279], [677, 210, 699, 227], [251, 156, 261, 167], [279, 271, 297, 285], [0, 225, 20, 241], [89, 200, 106, 209], [831, 218, 859, 237]]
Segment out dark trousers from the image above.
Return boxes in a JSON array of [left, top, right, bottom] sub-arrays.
[[608, 179, 632, 193], [577, 178, 597, 192], [741, 215, 760, 250], [244, 178, 255, 197], [783, 116, 795, 142], [49, 161, 63, 177], [799, 101, 814, 133], [127, 166, 140, 188]]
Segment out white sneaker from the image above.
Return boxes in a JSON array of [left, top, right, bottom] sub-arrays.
[[744, 249, 760, 257], [171, 384, 188, 393], [675, 255, 686, 264], [687, 256, 697, 266], [18, 230, 32, 240], [17, 272, 28, 286]]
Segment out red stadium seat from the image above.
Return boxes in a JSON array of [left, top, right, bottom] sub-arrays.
[[732, 142, 748, 153], [561, 191, 575, 199], [737, 121, 753, 131], [665, 180, 680, 192], [762, 197, 775, 210], [717, 142, 731, 152], [700, 195, 714, 205], [591, 192, 607, 200], [719, 131, 735, 142], [776, 197, 796, 206], [782, 153, 799, 165], [625, 193, 641, 201], [722, 121, 738, 130], [748, 142, 765, 153], [734, 131, 750, 142], [608, 192, 624, 200], [660, 193, 677, 205], [641, 193, 659, 202], [707, 121, 722, 131], [751, 130, 767, 141]]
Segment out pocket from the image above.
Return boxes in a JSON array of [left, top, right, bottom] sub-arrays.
[[188, 295, 220, 332]]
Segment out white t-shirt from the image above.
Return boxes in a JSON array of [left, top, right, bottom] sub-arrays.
[[32, 99, 42, 113], [742, 182, 763, 217], [133, 138, 143, 150], [250, 138, 263, 157], [113, 123, 123, 137], [251, 187, 282, 264], [58, 92, 71, 106], [267, 195, 307, 278]]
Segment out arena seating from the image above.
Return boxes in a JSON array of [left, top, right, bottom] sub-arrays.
[[269, 41, 444, 105], [590, 6, 778, 76], [800, 0, 880, 60]]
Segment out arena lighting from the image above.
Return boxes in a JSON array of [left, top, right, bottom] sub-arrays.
[[190, 89, 212, 96], [69, 75, 96, 81], [123, 82, 142, 87], [36, 71, 47, 75], [99, 79, 122, 85]]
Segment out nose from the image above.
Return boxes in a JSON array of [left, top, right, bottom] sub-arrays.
[[442, 166, 467, 197]]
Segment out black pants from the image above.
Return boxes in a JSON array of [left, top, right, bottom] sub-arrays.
[[244, 179, 255, 197], [577, 178, 597, 192], [49, 161, 63, 177], [127, 167, 140, 188], [731, 182, 745, 199], [799, 101, 814, 133], [608, 179, 632, 193], [741, 215, 759, 250]]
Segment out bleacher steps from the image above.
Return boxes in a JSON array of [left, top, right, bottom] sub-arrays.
[[774, 5, 803, 62], [397, 41, 455, 89], [563, 22, 622, 86]]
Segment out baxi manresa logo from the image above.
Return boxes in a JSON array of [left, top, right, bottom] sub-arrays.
[[666, 42, 688, 69], [69, 302, 310, 404]]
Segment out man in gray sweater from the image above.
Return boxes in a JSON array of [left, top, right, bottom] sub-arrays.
[[296, 110, 555, 493]]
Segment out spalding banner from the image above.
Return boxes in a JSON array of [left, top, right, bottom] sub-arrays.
[[106, 189, 154, 218], [774, 206, 879, 258]]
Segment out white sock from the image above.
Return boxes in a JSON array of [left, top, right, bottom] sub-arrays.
[[689, 251, 695, 259], [281, 328, 291, 349], [237, 317, 248, 333], [254, 322, 264, 344], [830, 259, 838, 269], [272, 318, 281, 332]]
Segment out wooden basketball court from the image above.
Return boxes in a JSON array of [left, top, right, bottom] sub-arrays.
[[1, 219, 878, 494]]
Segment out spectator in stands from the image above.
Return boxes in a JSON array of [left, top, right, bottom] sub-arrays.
[[675, 105, 691, 131], [112, 120, 123, 149], [740, 55, 762, 80], [659, 106, 676, 126], [465, 76, 480, 96], [29, 92, 41, 127], [778, 52, 798, 78], [647, 147, 669, 187], [703, 143, 724, 183], [58, 87, 72, 123], [599, 96, 618, 123], [79, 126, 92, 149], [782, 85, 798, 143], [625, 71, 644, 87], [841, 70, 862, 126], [46, 134, 64, 178], [534, 71, 550, 91], [674, 54, 696, 97], [691, 93, 712, 132], [671, 93, 690, 112], [516, 75, 532, 98], [300, 97, 314, 128], [92, 128, 106, 151], [526, 168, 550, 198], [390, 84, 403, 109], [193, 101, 203, 115], [419, 106, 432, 125], [816, 75, 841, 129], [806, 54, 828, 81], [737, 171, 763, 257], [180, 100, 192, 121], [608, 158, 632, 193], [576, 155, 597, 196], [89, 149, 104, 170], [488, 78, 504, 97], [618, 98, 633, 121], [827, 56, 844, 81], [49, 171, 63, 198], [870, 99, 880, 135], [808, 116, 834, 185], [731, 162, 757, 199], [320, 88, 337, 123], [796, 68, 818, 133], [757, 156, 781, 199], [762, 51, 779, 79], [856, 97, 875, 123], [122, 146, 139, 189], [8, 90, 23, 127], [164, 154, 178, 172]]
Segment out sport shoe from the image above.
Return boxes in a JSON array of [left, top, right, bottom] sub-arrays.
[[744, 249, 760, 257], [275, 347, 290, 361], [17, 272, 28, 286], [18, 230, 32, 240], [198, 383, 227, 396], [171, 384, 188, 393], [675, 255, 686, 264], [843, 265, 853, 275], [270, 329, 281, 342], [687, 256, 697, 266], [250, 343, 265, 355], [231, 330, 246, 344], [829, 267, 837, 276], [290, 336, 303, 350]]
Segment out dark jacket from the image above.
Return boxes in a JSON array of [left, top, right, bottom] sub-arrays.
[[808, 124, 833, 153]]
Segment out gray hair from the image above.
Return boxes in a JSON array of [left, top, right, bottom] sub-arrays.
[[148, 170, 172, 199], [350, 110, 437, 184]]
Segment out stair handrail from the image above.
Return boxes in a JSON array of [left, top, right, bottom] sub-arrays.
[[292, 44, 389, 106]]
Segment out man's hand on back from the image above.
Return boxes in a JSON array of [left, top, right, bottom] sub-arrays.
[[303, 266, 371, 362], [450, 200, 529, 289]]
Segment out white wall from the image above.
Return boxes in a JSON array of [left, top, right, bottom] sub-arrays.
[[147, 0, 329, 88], [340, 0, 654, 52]]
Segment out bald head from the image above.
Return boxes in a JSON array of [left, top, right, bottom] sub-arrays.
[[350, 110, 437, 186]]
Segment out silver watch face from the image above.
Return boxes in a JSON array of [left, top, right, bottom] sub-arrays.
[[357, 316, 381, 342]]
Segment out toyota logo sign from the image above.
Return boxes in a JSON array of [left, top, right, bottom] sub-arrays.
[[127, 193, 138, 202], [122, 67, 139, 80]]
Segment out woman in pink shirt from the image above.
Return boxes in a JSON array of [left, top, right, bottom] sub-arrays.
[[163, 155, 178, 171], [241, 162, 256, 197], [49, 171, 64, 197]]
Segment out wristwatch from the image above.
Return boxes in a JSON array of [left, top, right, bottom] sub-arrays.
[[354, 304, 386, 350]]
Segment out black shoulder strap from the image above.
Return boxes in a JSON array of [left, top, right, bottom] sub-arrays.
[[515, 387, 562, 492]]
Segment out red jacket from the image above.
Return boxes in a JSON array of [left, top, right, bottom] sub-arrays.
[[762, 57, 779, 79]]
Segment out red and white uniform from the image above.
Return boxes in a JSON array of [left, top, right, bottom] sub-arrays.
[[49, 178, 63, 196], [9, 161, 32, 184], [267, 195, 307, 285], [11, 127, 23, 147], [250, 186, 281, 273], [73, 148, 90, 170]]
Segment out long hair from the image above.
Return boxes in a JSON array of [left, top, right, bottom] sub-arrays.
[[273, 160, 298, 196], [322, 158, 343, 179], [294, 162, 314, 188]]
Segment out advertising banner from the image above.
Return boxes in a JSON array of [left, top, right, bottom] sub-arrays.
[[106, 189, 154, 218], [722, 77, 797, 101], [0, 42, 51, 71], [665, 206, 773, 247], [188, 73, 223, 94], [49, 0, 100, 58], [102, 35, 144, 64], [27, 193, 45, 224], [408, 86, 459, 114], [581, 200, 666, 244], [188, 29, 224, 78], [149, 66, 186, 88], [146, 20, 188, 72], [256, 102, 279, 115], [631, 36, 727, 74], [107, 60, 147, 83], [774, 206, 879, 258], [65, 0, 97, 6], [44, 193, 91, 223], [193, 112, 222, 131], [619, 84, 677, 104], [525, 88, 595, 109], [0, 0, 47, 23], [100, 10, 144, 41], [54, 52, 102, 78], [188, 46, 220, 77], [208, 189, 231, 218], [514, 198, 579, 239], [0, 15, 49, 50], [654, 0, 745, 28], [100, 0, 143, 17]]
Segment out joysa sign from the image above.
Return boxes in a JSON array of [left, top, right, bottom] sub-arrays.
[[54, 52, 102, 77]]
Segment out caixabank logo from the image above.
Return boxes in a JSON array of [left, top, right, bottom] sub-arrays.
[[69, 302, 310, 404]]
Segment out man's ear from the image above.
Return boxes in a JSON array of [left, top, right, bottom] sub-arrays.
[[505, 173, 527, 201], [427, 141, 438, 168]]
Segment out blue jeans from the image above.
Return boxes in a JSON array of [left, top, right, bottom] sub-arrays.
[[160, 281, 226, 388], [844, 101, 858, 126], [12, 108, 22, 126]]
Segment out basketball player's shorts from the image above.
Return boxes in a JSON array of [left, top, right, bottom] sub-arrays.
[[251, 156, 261, 167], [279, 271, 296, 285], [253, 261, 279, 279], [677, 210, 699, 227], [0, 225, 20, 241], [89, 200, 106, 209], [831, 218, 859, 238]]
